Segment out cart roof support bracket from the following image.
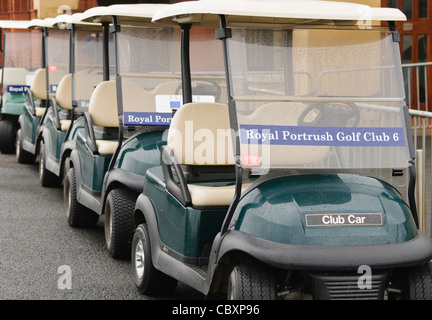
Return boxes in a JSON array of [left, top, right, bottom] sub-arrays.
[[389, 21, 400, 43], [109, 23, 120, 34], [215, 27, 231, 40]]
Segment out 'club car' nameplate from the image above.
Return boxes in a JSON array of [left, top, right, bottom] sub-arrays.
[[305, 213, 382, 227]]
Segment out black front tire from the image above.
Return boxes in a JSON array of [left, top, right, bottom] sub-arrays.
[[0, 119, 17, 154], [104, 188, 137, 259], [227, 263, 276, 300], [402, 261, 432, 300], [132, 223, 177, 295], [64, 167, 99, 227]]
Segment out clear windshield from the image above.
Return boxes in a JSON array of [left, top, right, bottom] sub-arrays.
[[73, 30, 108, 111], [118, 25, 180, 128], [118, 26, 225, 129], [189, 28, 226, 105], [1, 30, 42, 94], [227, 27, 410, 171], [47, 30, 69, 99]]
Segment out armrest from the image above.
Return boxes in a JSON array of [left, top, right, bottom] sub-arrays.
[[51, 97, 61, 130], [83, 112, 98, 154], [161, 145, 192, 207]]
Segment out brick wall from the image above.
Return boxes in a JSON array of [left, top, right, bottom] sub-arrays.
[[78, 0, 98, 11], [0, 0, 98, 64], [0, 0, 36, 20], [0, 0, 99, 20]]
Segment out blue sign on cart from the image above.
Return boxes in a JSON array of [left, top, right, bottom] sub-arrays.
[[7, 85, 29, 93], [124, 112, 172, 126], [240, 125, 405, 147]]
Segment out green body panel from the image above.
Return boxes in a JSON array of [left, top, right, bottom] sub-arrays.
[[45, 115, 66, 160], [68, 116, 85, 141], [22, 105, 42, 142], [231, 174, 418, 246], [144, 167, 227, 258], [1, 92, 27, 116], [76, 131, 114, 193], [76, 128, 167, 194], [115, 130, 167, 175]]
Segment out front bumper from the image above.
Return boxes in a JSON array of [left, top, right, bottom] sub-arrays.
[[218, 230, 432, 271]]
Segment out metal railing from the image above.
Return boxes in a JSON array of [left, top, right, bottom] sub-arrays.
[[403, 62, 432, 236]]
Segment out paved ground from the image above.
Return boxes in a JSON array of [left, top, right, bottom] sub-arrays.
[[0, 152, 203, 300], [1, 136, 430, 303]]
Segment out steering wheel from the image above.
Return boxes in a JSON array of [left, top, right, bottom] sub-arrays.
[[297, 102, 360, 127], [175, 81, 222, 101]]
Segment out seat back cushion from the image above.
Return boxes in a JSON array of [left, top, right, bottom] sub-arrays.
[[167, 102, 234, 166], [88, 80, 118, 127], [55, 74, 72, 110], [30, 68, 47, 100]]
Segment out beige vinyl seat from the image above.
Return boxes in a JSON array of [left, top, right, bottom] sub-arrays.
[[29, 68, 48, 117], [187, 183, 250, 207], [54, 72, 102, 132], [88, 80, 152, 155], [0, 67, 34, 86], [30, 68, 67, 117], [54, 74, 72, 131], [164, 102, 248, 207], [87, 80, 118, 155], [123, 80, 180, 115], [73, 69, 104, 111], [0, 67, 35, 106]]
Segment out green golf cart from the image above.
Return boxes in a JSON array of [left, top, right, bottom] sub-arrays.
[[15, 17, 65, 164], [0, 20, 41, 154], [129, 0, 432, 300], [67, 4, 224, 260], [63, 4, 174, 256], [37, 14, 106, 187]]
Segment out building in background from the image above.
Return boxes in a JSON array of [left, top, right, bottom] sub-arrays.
[[0, 0, 424, 52], [0, 0, 429, 108], [383, 0, 429, 66], [0, 0, 178, 20], [382, 0, 431, 109], [0, 0, 98, 19]]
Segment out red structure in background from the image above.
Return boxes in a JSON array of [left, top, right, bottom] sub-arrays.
[[0, 0, 36, 19], [0, 0, 98, 65], [0, 0, 98, 20], [0, 0, 174, 20]]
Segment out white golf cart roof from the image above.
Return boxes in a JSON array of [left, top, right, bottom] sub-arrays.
[[152, 0, 406, 26], [0, 20, 31, 29], [53, 13, 101, 31], [27, 17, 57, 29], [80, 3, 169, 26]]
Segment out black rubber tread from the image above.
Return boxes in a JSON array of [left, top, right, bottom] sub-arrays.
[[64, 167, 99, 228], [132, 224, 178, 295], [403, 261, 432, 300], [104, 188, 137, 259], [228, 263, 276, 300], [0, 120, 16, 154]]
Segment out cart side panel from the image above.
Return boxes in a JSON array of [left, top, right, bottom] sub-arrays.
[[144, 166, 227, 259]]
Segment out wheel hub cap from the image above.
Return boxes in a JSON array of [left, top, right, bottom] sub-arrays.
[[135, 240, 145, 279]]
